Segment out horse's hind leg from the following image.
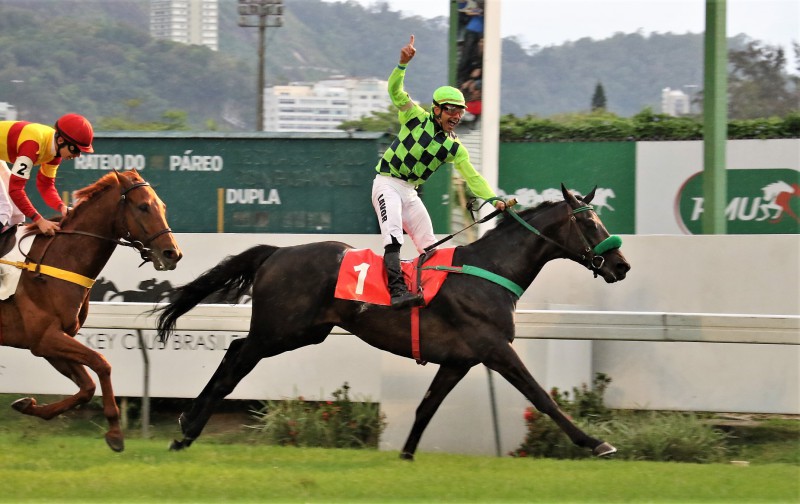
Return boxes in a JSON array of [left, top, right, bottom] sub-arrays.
[[400, 364, 471, 461], [170, 337, 251, 450], [11, 357, 96, 420], [485, 344, 615, 457], [171, 325, 332, 451]]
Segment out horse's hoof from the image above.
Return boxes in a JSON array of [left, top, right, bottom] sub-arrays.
[[105, 432, 125, 453], [11, 397, 34, 413], [399, 451, 415, 461], [593, 441, 617, 457]]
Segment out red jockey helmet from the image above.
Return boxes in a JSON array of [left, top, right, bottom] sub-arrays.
[[55, 113, 94, 153]]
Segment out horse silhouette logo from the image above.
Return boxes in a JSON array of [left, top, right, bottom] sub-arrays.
[[500, 186, 617, 214], [89, 277, 177, 303], [761, 181, 800, 223], [89, 277, 252, 304]]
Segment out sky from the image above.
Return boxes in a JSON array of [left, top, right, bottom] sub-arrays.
[[326, 0, 798, 56]]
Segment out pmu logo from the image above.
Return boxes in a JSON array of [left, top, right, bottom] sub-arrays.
[[675, 169, 800, 234]]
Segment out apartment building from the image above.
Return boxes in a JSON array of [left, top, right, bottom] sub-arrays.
[[264, 77, 390, 132], [150, 0, 219, 51]]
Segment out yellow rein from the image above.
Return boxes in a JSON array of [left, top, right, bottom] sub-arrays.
[[0, 258, 95, 289]]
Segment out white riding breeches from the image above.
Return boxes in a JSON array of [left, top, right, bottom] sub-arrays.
[[372, 174, 436, 254], [0, 163, 24, 227]]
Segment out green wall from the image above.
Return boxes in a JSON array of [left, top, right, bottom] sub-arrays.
[[499, 142, 636, 234], [40, 136, 796, 237], [44, 132, 391, 234]]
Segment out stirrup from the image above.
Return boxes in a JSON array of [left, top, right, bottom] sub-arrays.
[[391, 291, 424, 309]]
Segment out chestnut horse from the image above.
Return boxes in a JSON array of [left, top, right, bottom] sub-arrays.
[[0, 169, 182, 452], [157, 185, 630, 458]]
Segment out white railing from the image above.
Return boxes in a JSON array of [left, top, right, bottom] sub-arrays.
[[84, 303, 800, 345]]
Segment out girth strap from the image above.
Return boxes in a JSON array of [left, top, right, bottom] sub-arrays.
[[420, 264, 524, 298], [0, 258, 95, 288]]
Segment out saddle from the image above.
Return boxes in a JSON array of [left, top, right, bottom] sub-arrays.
[[0, 224, 18, 259], [0, 225, 25, 300]]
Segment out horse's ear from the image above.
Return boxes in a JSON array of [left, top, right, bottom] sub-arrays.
[[561, 183, 580, 207], [112, 169, 133, 190], [583, 186, 597, 204]]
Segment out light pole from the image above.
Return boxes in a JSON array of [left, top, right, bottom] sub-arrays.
[[237, 0, 283, 131]]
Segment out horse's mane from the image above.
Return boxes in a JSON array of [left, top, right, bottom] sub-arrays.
[[481, 200, 562, 238], [73, 172, 120, 202], [73, 171, 143, 205]]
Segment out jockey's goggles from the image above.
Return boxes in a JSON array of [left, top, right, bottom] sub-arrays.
[[65, 142, 82, 156], [440, 104, 466, 116]]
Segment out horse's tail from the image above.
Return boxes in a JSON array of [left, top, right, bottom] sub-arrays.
[[156, 244, 279, 342]]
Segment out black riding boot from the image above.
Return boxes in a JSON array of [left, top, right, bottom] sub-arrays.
[[384, 249, 423, 309]]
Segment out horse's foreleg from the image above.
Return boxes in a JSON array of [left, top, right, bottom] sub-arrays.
[[400, 364, 470, 461], [28, 332, 124, 452], [12, 358, 96, 420], [485, 342, 615, 457]]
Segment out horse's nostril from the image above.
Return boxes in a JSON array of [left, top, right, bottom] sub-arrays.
[[164, 249, 182, 262]]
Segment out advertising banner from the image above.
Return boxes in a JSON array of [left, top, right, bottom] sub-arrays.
[[498, 142, 636, 234], [637, 139, 800, 234]]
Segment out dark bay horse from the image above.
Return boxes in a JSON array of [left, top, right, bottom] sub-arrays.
[[0, 169, 182, 451], [156, 185, 630, 458]]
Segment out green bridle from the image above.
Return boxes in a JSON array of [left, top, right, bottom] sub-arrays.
[[420, 198, 624, 297], [504, 201, 623, 274]]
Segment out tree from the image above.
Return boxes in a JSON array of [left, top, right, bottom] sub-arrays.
[[591, 81, 607, 111], [337, 106, 402, 134], [98, 109, 190, 131], [727, 41, 797, 119]]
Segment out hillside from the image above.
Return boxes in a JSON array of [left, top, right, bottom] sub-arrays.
[[0, 0, 764, 129]]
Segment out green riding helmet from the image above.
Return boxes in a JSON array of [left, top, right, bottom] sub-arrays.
[[432, 86, 466, 107]]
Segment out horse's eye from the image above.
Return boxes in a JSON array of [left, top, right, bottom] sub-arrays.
[[138, 203, 150, 212]]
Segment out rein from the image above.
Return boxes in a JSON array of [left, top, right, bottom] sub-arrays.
[[3, 180, 173, 288], [423, 197, 513, 253], [419, 198, 623, 297]]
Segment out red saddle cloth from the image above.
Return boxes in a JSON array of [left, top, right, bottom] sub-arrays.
[[334, 248, 456, 306]]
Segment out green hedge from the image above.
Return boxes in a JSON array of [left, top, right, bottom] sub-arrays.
[[499, 108, 800, 142]]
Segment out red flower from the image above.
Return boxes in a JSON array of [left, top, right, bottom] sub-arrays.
[[523, 407, 538, 422]]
